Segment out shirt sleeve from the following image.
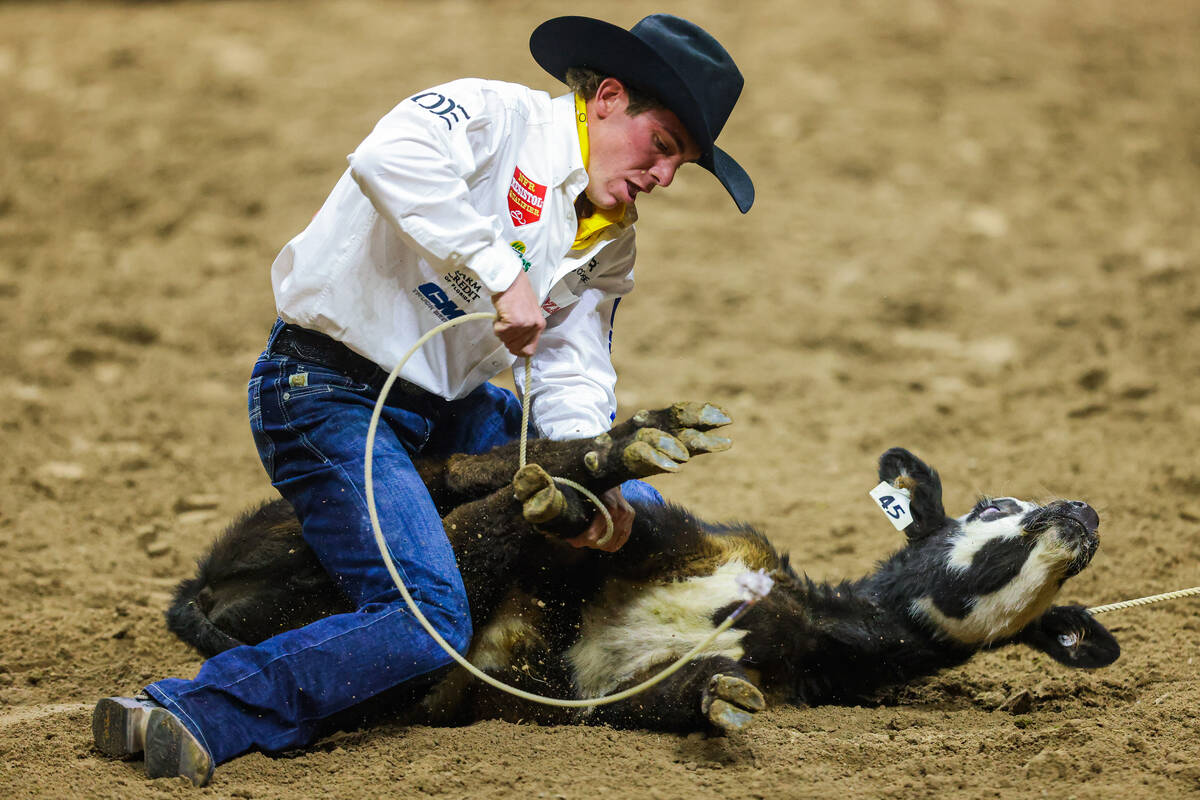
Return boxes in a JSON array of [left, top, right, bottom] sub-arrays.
[[516, 236, 636, 440], [347, 79, 525, 294]]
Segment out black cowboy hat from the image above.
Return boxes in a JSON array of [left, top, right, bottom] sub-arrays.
[[530, 14, 754, 214]]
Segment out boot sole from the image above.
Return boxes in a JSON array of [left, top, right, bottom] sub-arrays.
[[144, 707, 214, 787], [92, 697, 154, 758]]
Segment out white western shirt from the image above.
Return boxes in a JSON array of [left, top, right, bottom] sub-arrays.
[[271, 80, 638, 440]]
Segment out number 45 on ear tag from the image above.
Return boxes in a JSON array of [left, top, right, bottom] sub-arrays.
[[869, 482, 914, 531]]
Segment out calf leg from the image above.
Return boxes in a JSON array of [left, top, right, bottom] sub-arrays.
[[420, 402, 732, 509], [585, 655, 765, 734], [514, 404, 733, 537], [512, 463, 593, 536], [437, 487, 544, 620]]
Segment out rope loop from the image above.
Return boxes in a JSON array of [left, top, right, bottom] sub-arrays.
[[516, 353, 614, 546], [364, 313, 750, 708]]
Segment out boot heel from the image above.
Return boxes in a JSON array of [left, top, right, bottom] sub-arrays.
[[92, 696, 156, 758]]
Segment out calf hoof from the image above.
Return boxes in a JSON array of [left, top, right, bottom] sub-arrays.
[[513, 464, 564, 524], [630, 403, 733, 455], [632, 401, 731, 429], [675, 428, 732, 455], [621, 429, 690, 477], [667, 401, 732, 430], [701, 674, 765, 734]]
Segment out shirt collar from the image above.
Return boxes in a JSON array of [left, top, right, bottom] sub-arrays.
[[568, 92, 634, 251], [551, 91, 589, 195]]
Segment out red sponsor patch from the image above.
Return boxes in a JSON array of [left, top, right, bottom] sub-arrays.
[[508, 166, 546, 227], [540, 298, 561, 315]]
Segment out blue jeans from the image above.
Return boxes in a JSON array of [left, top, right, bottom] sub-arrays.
[[147, 321, 660, 764]]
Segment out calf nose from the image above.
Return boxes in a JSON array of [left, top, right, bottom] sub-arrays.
[[1065, 501, 1100, 533]]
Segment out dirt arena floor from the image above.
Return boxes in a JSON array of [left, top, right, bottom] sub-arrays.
[[2, 1, 1198, 797]]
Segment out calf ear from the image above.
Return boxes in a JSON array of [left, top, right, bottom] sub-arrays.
[[1018, 605, 1120, 668], [877, 448, 947, 540]]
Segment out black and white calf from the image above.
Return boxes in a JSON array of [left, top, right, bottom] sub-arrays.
[[166, 403, 1118, 734]]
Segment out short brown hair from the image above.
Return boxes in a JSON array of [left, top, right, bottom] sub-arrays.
[[564, 67, 665, 116]]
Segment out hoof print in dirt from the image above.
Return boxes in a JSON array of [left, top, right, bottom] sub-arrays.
[[702, 674, 765, 733], [512, 464, 564, 524]]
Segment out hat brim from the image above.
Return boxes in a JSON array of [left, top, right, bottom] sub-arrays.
[[531, 16, 754, 213], [707, 147, 754, 214]]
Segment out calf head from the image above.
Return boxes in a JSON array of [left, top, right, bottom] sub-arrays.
[[872, 448, 1118, 668]]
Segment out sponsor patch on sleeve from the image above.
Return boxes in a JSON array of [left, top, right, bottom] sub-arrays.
[[409, 91, 471, 130], [508, 167, 546, 227]]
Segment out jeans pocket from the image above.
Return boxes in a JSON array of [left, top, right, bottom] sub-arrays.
[[247, 375, 275, 479], [282, 365, 370, 399]]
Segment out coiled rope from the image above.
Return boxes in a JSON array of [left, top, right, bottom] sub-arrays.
[[363, 312, 770, 709]]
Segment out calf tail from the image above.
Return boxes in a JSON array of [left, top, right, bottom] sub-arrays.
[[165, 573, 245, 658]]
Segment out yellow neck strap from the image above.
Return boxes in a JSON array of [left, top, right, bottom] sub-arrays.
[[572, 93, 627, 252]]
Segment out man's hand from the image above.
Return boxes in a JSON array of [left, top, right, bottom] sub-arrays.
[[566, 486, 633, 552], [492, 271, 545, 357]]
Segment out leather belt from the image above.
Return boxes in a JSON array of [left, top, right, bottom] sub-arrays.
[[269, 324, 428, 396]]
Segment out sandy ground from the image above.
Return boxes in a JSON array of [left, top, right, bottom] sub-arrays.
[[2, 1, 1198, 797]]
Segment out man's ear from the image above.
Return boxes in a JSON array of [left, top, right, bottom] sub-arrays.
[[1017, 605, 1121, 668], [592, 77, 628, 120], [877, 448, 947, 540]]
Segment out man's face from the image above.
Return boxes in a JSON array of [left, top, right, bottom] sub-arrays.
[[584, 79, 702, 210]]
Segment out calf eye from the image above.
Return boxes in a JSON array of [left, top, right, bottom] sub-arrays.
[[971, 497, 1021, 521]]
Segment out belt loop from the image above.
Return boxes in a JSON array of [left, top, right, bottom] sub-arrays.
[[266, 318, 286, 351]]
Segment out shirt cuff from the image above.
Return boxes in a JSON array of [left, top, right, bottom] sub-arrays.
[[466, 241, 526, 295], [535, 415, 609, 442]]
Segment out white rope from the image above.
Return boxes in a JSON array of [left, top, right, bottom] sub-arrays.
[[514, 350, 614, 547], [364, 313, 764, 708], [1087, 585, 1200, 615]]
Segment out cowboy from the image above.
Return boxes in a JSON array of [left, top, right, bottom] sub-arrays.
[[92, 14, 752, 786]]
